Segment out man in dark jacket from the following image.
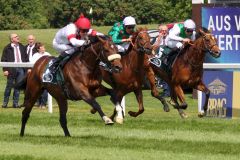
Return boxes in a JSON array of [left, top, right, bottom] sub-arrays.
[[1, 33, 29, 108], [25, 34, 37, 62]]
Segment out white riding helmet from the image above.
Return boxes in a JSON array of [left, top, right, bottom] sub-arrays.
[[184, 19, 196, 30], [123, 16, 136, 26]]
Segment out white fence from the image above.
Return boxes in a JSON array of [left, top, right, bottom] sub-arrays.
[[198, 63, 240, 113], [0, 62, 53, 113]]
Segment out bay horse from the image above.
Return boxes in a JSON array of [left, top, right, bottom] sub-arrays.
[[19, 36, 122, 137], [91, 27, 170, 124], [149, 28, 221, 118]]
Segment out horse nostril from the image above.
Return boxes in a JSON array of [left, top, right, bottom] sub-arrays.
[[114, 66, 122, 73]]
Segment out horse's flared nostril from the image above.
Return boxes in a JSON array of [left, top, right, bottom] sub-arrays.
[[112, 66, 122, 73], [215, 51, 221, 58]]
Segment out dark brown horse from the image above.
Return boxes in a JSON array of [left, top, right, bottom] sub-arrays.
[[91, 28, 169, 124], [148, 28, 221, 118], [19, 36, 122, 136]]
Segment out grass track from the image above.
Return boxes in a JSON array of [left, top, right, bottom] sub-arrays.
[[1, 92, 240, 160]]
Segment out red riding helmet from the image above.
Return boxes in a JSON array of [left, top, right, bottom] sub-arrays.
[[75, 14, 91, 29]]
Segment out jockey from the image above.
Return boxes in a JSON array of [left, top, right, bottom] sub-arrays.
[[108, 16, 136, 54], [48, 14, 103, 74], [167, 19, 196, 49]]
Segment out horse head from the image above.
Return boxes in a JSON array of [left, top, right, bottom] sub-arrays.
[[198, 28, 221, 58], [131, 27, 152, 54], [95, 36, 122, 73]]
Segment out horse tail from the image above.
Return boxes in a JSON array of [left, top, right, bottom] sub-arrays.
[[14, 74, 28, 90]]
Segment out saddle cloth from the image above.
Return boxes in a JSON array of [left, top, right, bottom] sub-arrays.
[[42, 59, 65, 84]]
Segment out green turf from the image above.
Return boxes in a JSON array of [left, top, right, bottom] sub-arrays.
[[1, 91, 240, 160]]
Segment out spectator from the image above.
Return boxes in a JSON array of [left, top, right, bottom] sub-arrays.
[[31, 42, 51, 108], [25, 34, 37, 62], [152, 24, 171, 98], [152, 24, 169, 57], [108, 16, 136, 54], [1, 33, 28, 108]]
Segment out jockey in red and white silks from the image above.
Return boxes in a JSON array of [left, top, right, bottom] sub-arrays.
[[167, 19, 196, 49], [43, 14, 104, 81], [53, 16, 103, 55]]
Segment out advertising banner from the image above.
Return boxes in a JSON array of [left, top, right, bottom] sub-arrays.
[[202, 71, 240, 118], [202, 7, 240, 63]]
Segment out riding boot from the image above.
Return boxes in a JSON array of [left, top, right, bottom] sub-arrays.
[[166, 47, 179, 65], [49, 53, 69, 74]]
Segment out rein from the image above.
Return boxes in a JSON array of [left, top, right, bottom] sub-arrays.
[[80, 44, 103, 71], [132, 31, 152, 53], [202, 34, 217, 53]]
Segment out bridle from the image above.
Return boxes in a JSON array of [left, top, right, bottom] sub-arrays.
[[202, 33, 218, 54], [89, 41, 120, 70], [133, 31, 152, 54]]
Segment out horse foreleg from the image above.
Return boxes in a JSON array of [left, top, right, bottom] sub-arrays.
[[172, 85, 188, 118], [81, 89, 114, 125], [196, 82, 210, 117], [145, 66, 170, 112], [174, 85, 188, 109], [90, 85, 117, 115], [20, 86, 42, 136], [128, 89, 144, 117], [109, 91, 124, 124], [55, 96, 71, 137]]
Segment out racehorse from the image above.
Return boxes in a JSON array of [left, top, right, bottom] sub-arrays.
[[149, 28, 221, 118], [91, 27, 170, 124], [19, 36, 122, 136]]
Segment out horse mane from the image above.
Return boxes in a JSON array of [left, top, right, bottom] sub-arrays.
[[195, 27, 210, 39]]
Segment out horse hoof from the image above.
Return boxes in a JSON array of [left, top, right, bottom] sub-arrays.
[[103, 116, 114, 125], [198, 111, 206, 118], [178, 109, 188, 119], [116, 117, 123, 124], [90, 109, 97, 114], [163, 105, 170, 112], [180, 113, 188, 119], [128, 111, 136, 117]]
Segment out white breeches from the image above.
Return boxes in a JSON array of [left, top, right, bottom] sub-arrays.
[[53, 38, 76, 55], [116, 43, 130, 52], [167, 40, 183, 49]]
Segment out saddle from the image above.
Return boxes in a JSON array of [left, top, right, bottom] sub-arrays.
[[149, 46, 179, 73]]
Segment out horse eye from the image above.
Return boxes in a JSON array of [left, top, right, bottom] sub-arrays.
[[205, 38, 210, 42]]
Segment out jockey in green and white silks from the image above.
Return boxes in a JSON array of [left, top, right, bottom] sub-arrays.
[[167, 19, 196, 49], [108, 16, 136, 53]]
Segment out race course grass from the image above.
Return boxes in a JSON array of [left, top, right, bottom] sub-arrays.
[[1, 92, 240, 160]]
